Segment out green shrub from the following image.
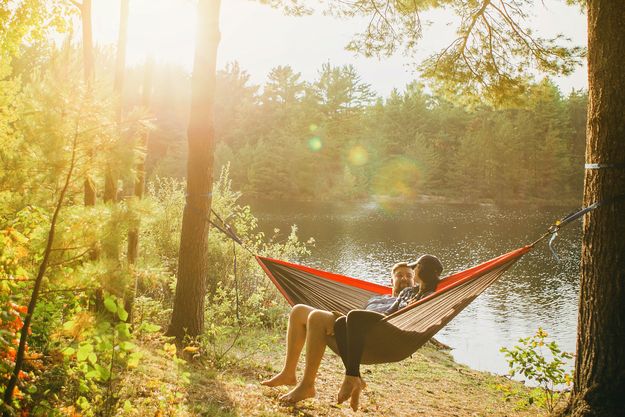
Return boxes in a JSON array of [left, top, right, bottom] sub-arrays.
[[500, 327, 573, 413], [59, 295, 144, 417]]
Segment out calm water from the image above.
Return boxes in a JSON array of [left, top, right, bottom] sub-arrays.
[[249, 199, 581, 376]]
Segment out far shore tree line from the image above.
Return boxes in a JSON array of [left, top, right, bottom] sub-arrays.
[[133, 62, 587, 205]]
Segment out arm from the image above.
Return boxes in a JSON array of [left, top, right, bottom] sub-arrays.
[[385, 296, 402, 315], [385, 286, 418, 314]]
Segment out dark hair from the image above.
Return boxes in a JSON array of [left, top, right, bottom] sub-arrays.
[[413, 254, 443, 288]]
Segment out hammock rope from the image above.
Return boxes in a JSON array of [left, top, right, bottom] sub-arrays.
[[528, 193, 625, 260]]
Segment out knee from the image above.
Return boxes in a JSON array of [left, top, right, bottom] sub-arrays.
[[307, 309, 326, 323], [346, 309, 365, 321], [347, 309, 379, 321], [346, 310, 382, 329], [307, 310, 334, 329], [291, 304, 312, 319], [334, 316, 346, 330]]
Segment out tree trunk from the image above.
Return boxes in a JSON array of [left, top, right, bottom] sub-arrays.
[[167, 0, 221, 339], [127, 57, 153, 266], [104, 0, 130, 203], [124, 58, 154, 324], [568, 2, 625, 416], [80, 0, 96, 206]]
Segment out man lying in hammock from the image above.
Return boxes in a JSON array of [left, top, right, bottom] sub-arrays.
[[261, 255, 442, 409], [260, 261, 414, 399]]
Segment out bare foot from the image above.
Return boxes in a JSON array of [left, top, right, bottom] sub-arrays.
[[279, 383, 316, 403], [337, 375, 357, 404], [350, 377, 366, 412], [337, 375, 367, 411], [349, 378, 367, 411], [261, 371, 297, 387]]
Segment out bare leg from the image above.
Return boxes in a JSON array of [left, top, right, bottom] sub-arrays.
[[262, 304, 315, 387], [280, 309, 336, 403]]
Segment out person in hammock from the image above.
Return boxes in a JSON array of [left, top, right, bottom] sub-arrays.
[[260, 261, 416, 403], [334, 254, 444, 411]]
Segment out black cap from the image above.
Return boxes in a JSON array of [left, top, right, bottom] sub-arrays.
[[408, 254, 443, 274]]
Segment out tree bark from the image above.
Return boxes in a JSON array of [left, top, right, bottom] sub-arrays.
[[124, 58, 154, 324], [568, 2, 625, 416], [80, 0, 94, 88], [104, 0, 130, 203], [167, 0, 221, 339], [79, 0, 96, 206], [127, 57, 153, 266]]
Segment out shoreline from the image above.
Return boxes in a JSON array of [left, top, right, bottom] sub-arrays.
[[241, 193, 581, 209]]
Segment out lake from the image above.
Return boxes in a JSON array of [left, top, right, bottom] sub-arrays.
[[248, 198, 581, 377]]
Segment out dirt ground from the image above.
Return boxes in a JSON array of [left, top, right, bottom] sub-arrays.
[[114, 330, 549, 417]]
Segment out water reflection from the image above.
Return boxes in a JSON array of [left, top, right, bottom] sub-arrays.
[[248, 199, 580, 376]]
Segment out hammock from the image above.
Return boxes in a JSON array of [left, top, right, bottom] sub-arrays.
[[256, 245, 532, 364]]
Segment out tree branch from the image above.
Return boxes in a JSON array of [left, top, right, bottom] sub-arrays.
[[69, 0, 83, 11]]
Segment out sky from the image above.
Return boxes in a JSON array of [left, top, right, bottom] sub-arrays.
[[91, 0, 588, 98]]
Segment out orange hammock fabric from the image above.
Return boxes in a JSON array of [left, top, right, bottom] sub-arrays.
[[256, 245, 532, 364]]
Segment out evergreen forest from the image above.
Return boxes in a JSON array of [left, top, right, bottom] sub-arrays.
[[145, 62, 587, 204]]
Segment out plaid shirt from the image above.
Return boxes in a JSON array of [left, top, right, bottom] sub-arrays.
[[385, 285, 435, 315], [363, 294, 398, 314]]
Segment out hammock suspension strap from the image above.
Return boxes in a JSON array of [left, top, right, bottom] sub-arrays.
[[184, 194, 249, 323], [531, 193, 625, 261], [184, 193, 254, 255], [585, 162, 625, 169]]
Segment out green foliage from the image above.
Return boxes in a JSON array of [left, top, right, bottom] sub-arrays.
[[321, 0, 585, 105], [1, 206, 66, 411], [59, 296, 142, 416], [133, 60, 587, 204], [133, 166, 310, 366], [0, 1, 71, 59], [201, 284, 267, 367], [500, 327, 573, 413], [0, 33, 145, 414], [141, 176, 186, 274]]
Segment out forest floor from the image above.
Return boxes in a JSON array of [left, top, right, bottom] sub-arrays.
[[112, 329, 553, 417]]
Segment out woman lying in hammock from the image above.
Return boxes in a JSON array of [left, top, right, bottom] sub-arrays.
[[335, 254, 443, 411], [261, 255, 443, 410]]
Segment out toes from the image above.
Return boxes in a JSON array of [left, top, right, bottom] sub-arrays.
[[348, 379, 366, 411], [261, 373, 296, 387], [337, 385, 351, 404], [350, 388, 361, 412], [279, 392, 295, 403], [337, 376, 356, 404]]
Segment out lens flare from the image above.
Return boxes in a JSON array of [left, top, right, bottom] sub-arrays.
[[371, 157, 422, 207], [348, 145, 369, 166], [308, 136, 322, 151], [309, 124, 318, 132]]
